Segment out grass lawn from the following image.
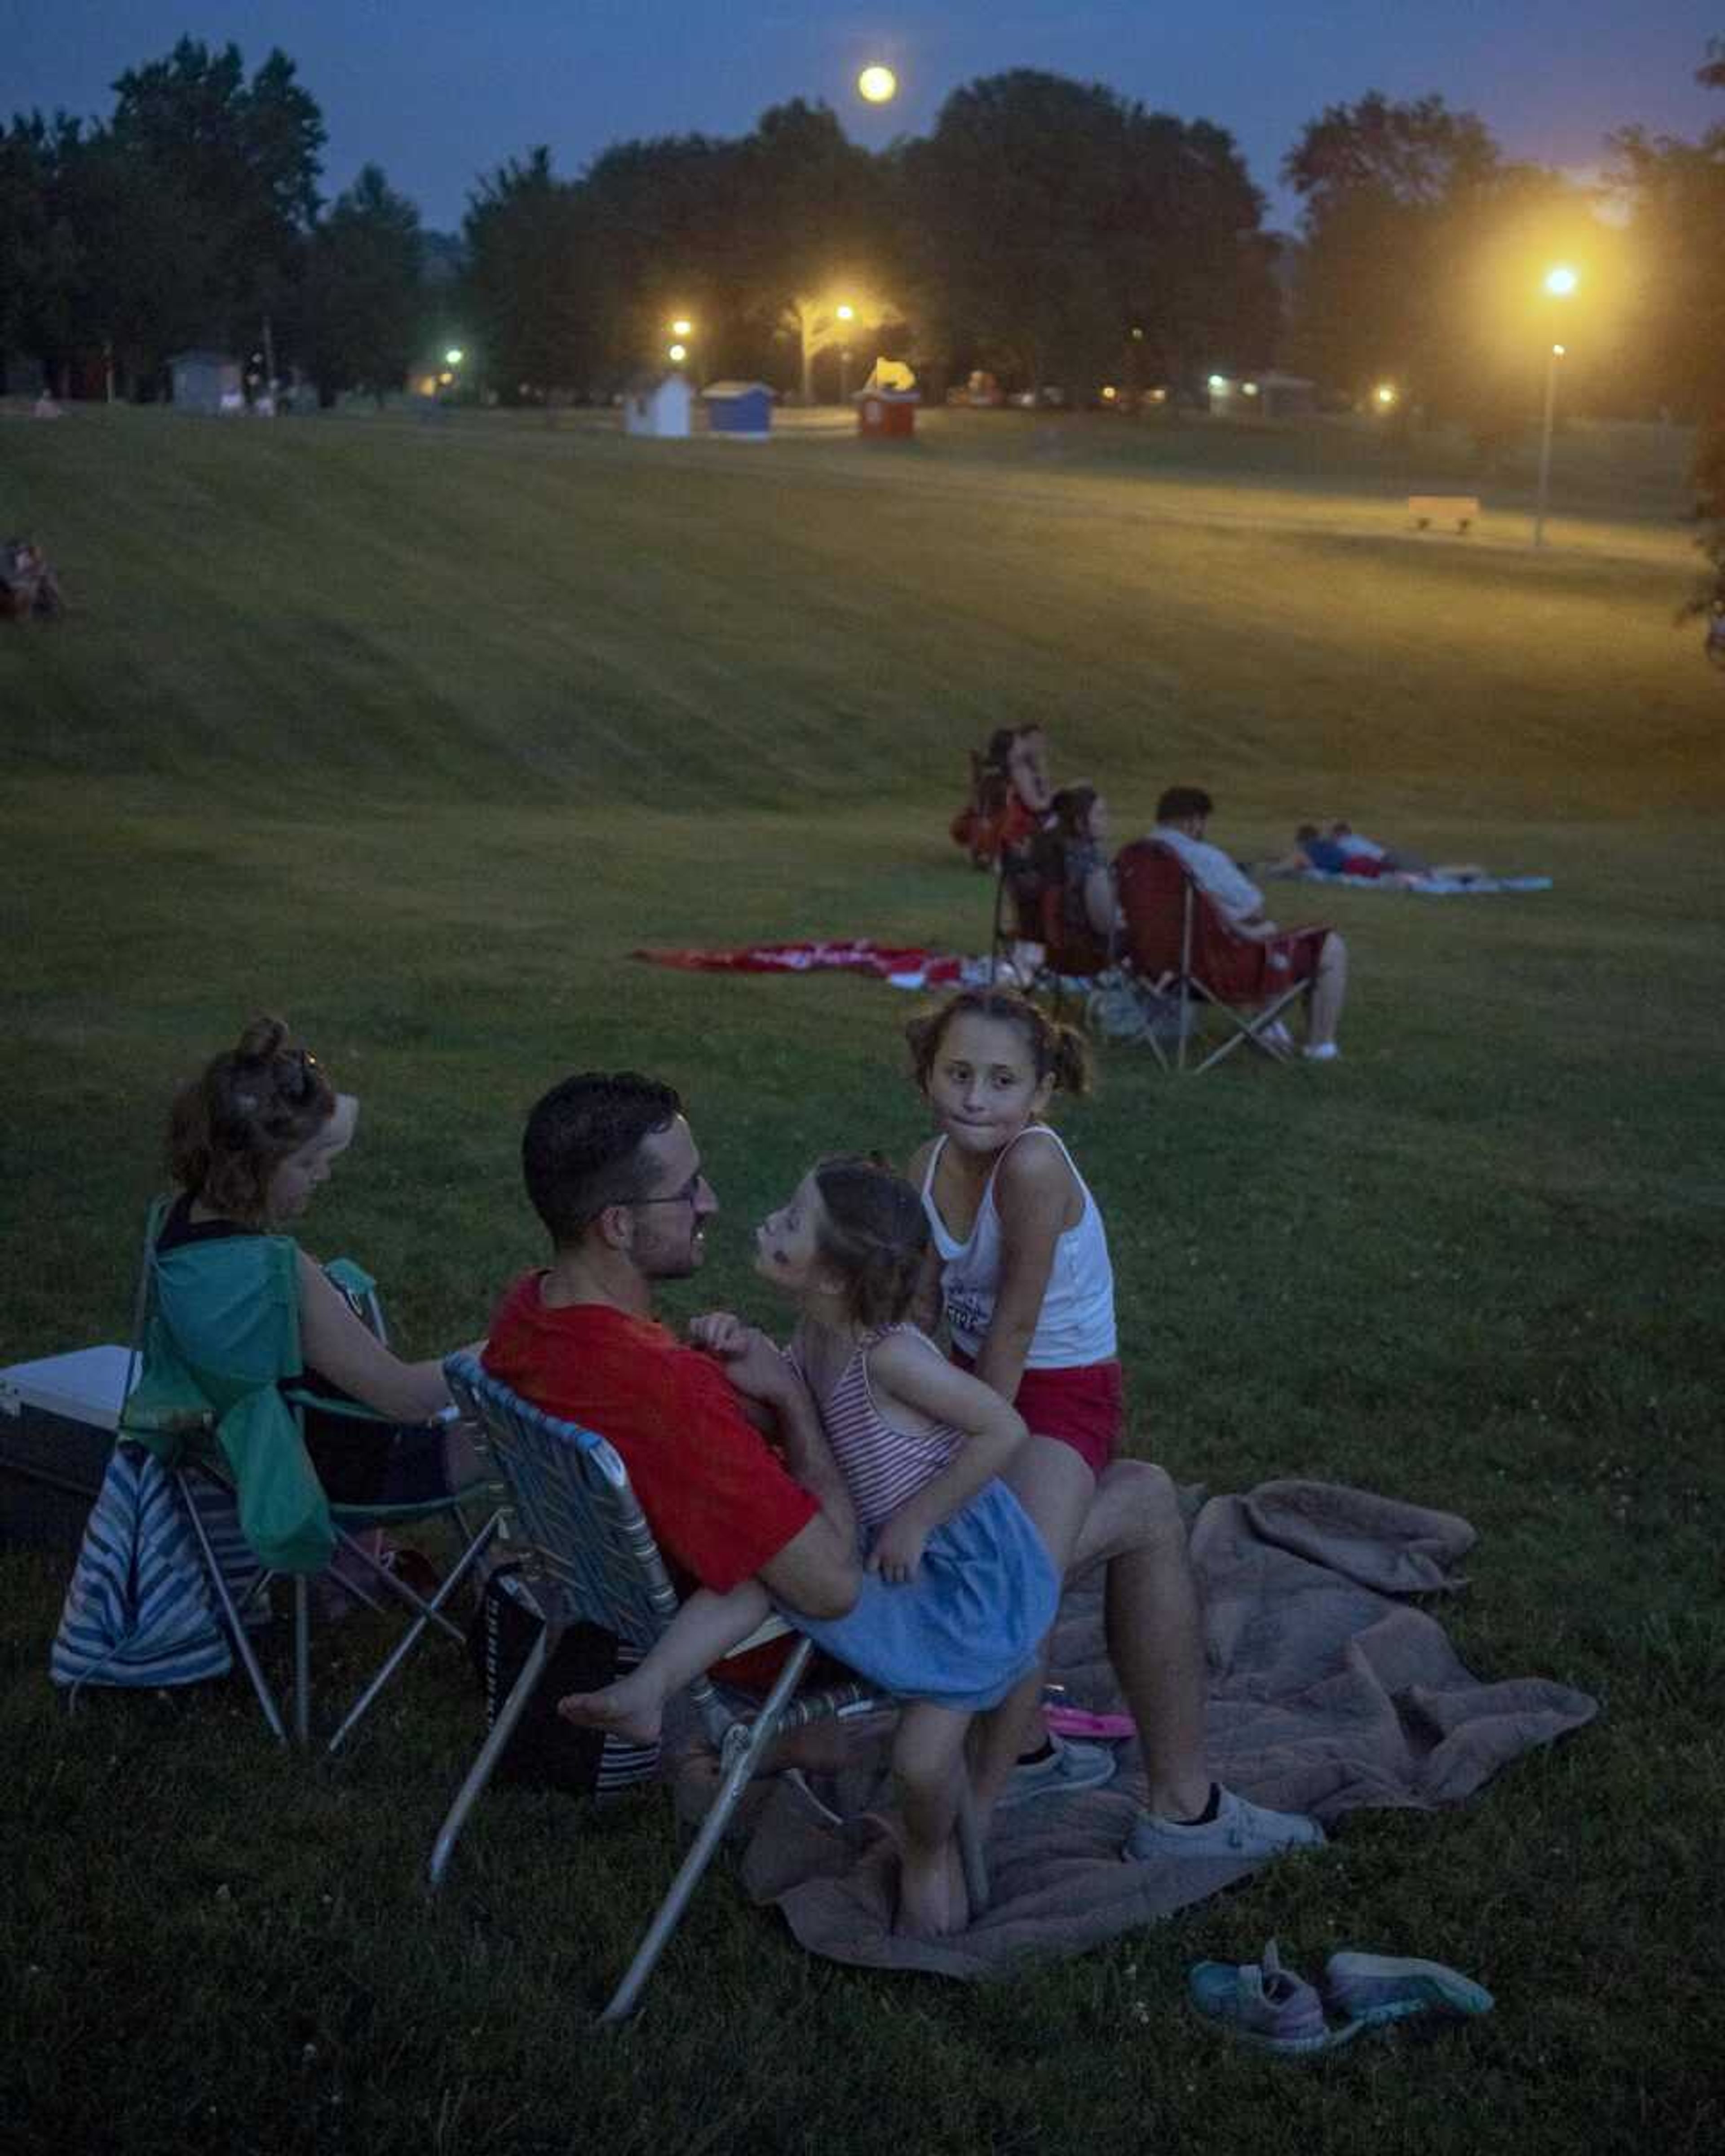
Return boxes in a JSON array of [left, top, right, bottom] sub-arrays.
[[1, 405, 1721, 2154]]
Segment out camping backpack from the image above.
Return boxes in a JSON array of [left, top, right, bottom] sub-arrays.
[[467, 1564, 659, 1798]]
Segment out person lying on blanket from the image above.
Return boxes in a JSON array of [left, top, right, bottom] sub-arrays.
[[1261, 824, 1486, 884], [481, 1069, 1323, 1929]]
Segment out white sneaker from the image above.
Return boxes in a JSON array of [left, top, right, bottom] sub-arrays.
[[1000, 1733, 1118, 1808], [1122, 1785, 1326, 1862], [1302, 1041, 1340, 1063]]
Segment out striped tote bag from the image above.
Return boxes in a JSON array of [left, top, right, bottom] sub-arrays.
[[50, 1442, 234, 1692]]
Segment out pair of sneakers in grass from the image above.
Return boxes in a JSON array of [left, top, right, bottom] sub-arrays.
[[1190, 1938, 1494, 2054]]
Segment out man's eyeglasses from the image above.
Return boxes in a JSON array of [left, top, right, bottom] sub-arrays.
[[629, 1170, 707, 1211]]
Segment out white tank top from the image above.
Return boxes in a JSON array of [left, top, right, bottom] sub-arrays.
[[920, 1127, 1117, 1368]]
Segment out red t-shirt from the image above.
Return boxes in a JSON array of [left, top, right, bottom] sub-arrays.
[[482, 1272, 818, 1595]]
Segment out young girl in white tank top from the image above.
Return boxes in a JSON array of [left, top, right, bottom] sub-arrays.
[[902, 986, 1128, 1808], [906, 989, 1123, 1484]]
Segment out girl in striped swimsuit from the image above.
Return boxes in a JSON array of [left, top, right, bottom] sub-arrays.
[[559, 1156, 1057, 1936]]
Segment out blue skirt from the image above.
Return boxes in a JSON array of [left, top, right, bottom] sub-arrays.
[[786, 1480, 1060, 1713]]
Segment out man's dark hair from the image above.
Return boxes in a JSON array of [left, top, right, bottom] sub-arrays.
[[521, 1072, 683, 1247], [1156, 785, 1214, 823]]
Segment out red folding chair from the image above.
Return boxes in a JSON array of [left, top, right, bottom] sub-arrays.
[[1114, 839, 1329, 1074]]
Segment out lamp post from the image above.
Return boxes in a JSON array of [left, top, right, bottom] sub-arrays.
[[1533, 267, 1577, 549], [792, 298, 857, 404]]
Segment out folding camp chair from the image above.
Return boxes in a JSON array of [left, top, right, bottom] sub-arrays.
[[119, 1202, 499, 1751], [1031, 882, 1110, 1018], [429, 1352, 989, 2024], [1114, 839, 1329, 1074]]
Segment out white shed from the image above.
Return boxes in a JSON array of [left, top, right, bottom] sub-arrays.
[[169, 351, 243, 415], [624, 373, 692, 439]]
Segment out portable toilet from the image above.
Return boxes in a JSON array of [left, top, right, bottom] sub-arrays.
[[702, 381, 774, 440], [856, 386, 919, 442], [624, 373, 692, 438]]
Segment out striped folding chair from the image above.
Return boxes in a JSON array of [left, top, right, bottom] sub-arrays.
[[429, 1352, 989, 2023]]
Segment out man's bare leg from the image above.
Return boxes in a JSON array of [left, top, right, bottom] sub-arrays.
[[970, 1436, 1099, 1816], [1306, 931, 1348, 1050], [1070, 1461, 1209, 1820]]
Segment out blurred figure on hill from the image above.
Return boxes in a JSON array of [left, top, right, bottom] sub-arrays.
[[0, 537, 63, 620]]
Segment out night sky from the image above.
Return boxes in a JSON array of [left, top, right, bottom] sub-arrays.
[[9, 2, 1721, 234]]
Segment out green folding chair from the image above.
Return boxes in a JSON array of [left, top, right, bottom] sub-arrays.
[[120, 1201, 498, 1750]]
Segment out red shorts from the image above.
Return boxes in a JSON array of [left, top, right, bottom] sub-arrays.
[[952, 1349, 1123, 1480]]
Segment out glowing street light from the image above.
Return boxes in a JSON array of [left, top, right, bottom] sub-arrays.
[[444, 347, 464, 367], [1534, 267, 1579, 548], [1374, 383, 1398, 408], [836, 304, 855, 323], [668, 343, 688, 365], [857, 65, 897, 104], [670, 318, 693, 338]]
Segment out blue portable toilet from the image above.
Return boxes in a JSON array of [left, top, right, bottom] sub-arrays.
[[701, 380, 774, 440]]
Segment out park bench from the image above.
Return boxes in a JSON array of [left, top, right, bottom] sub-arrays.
[[1407, 495, 1480, 534]]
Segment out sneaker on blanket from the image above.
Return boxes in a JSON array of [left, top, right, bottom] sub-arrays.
[[1123, 1784, 1326, 1864], [1188, 1940, 1353, 2056], [999, 1732, 1117, 1807]]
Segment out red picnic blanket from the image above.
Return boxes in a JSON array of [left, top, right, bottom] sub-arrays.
[[634, 940, 964, 987]]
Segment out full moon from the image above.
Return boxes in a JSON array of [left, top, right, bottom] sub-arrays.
[[857, 65, 898, 104]]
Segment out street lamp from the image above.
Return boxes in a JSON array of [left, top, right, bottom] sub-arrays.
[[1534, 266, 1578, 548], [670, 318, 693, 338], [445, 347, 464, 367], [668, 343, 688, 365]]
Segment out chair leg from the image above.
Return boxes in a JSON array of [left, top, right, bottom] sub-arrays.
[[327, 1515, 499, 1755], [427, 1617, 560, 1890], [293, 1577, 312, 1748], [175, 1470, 288, 1745], [327, 1521, 469, 1643], [600, 1637, 815, 2024]]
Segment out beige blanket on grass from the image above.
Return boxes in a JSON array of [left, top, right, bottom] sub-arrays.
[[733, 1480, 1598, 1979]]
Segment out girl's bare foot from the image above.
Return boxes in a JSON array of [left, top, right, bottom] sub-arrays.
[[556, 1672, 664, 1746], [894, 1834, 969, 1939]]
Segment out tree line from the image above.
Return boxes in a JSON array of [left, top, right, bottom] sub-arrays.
[[2, 33, 1721, 477]]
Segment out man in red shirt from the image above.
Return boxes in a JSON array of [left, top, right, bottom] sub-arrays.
[[487, 1069, 1325, 1871], [483, 1071, 859, 1627]]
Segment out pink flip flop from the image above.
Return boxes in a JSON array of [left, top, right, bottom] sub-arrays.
[[1044, 1704, 1134, 1741]]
